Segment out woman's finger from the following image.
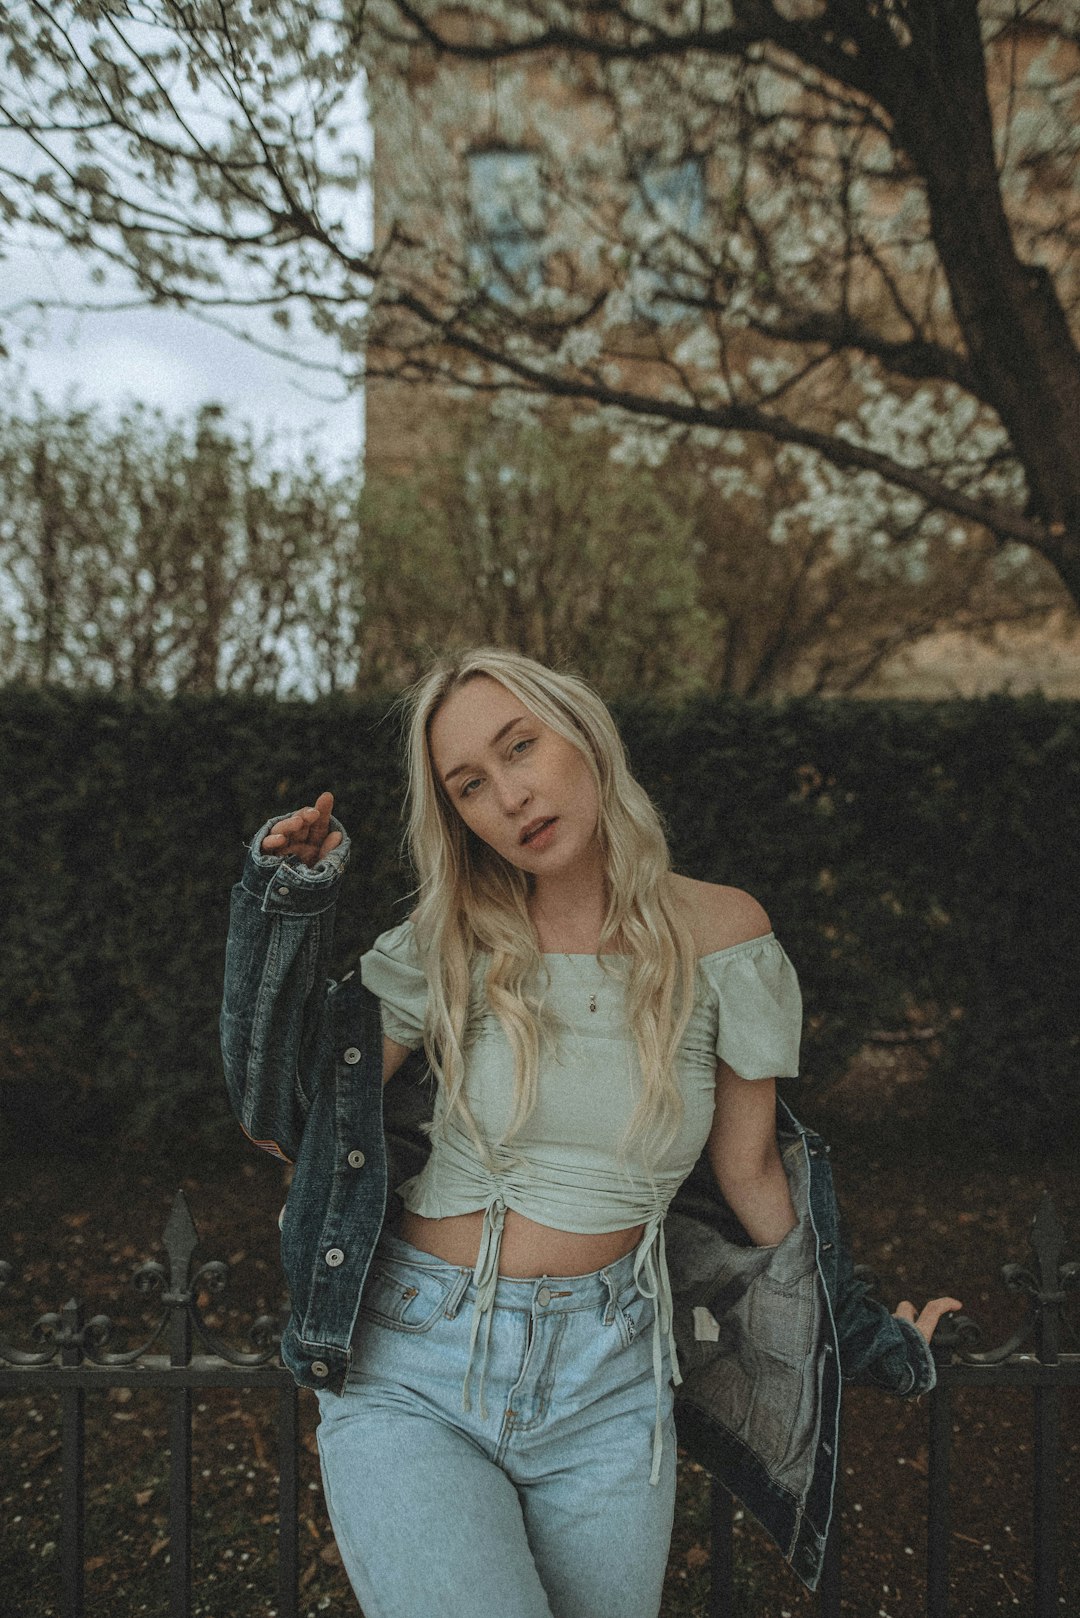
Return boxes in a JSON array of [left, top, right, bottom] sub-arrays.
[[261, 811, 308, 853], [893, 1296, 963, 1343], [916, 1298, 964, 1342], [260, 795, 334, 856]]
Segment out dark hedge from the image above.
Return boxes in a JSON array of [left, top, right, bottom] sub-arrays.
[[1, 687, 1077, 1155]]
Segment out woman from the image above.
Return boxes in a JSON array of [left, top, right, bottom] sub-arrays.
[[222, 646, 960, 1618]]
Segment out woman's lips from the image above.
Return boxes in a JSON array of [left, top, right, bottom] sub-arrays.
[[522, 818, 557, 849]]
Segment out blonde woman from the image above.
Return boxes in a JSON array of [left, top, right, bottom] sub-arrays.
[[222, 646, 960, 1618]]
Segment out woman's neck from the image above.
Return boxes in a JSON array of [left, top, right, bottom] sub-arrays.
[[528, 869, 610, 954]]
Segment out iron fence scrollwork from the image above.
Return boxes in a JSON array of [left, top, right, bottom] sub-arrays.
[[0, 1189, 299, 1618]]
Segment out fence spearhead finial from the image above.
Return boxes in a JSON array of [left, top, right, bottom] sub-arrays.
[[163, 1189, 199, 1294], [1030, 1191, 1065, 1296]]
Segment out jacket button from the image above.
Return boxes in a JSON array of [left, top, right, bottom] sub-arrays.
[[343, 1047, 361, 1065], [325, 1247, 345, 1267], [823, 1343, 834, 1356], [311, 1360, 330, 1378], [347, 1149, 366, 1169], [276, 885, 290, 897], [821, 1241, 834, 1252]]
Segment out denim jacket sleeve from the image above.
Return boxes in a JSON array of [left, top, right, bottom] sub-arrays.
[[220, 813, 351, 1165], [830, 1230, 937, 1397]]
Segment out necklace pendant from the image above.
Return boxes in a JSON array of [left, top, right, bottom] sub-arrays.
[[588, 993, 598, 1013]]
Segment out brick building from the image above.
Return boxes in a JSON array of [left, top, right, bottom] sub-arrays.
[[360, 9, 1080, 697]]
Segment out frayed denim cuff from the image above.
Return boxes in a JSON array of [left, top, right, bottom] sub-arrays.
[[241, 813, 351, 913]]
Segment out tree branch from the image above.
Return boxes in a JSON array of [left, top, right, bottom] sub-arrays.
[[370, 291, 1048, 551]]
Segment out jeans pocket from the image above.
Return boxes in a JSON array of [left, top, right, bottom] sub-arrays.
[[358, 1258, 457, 1334], [614, 1288, 656, 1350]]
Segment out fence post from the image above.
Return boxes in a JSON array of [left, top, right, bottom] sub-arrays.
[[164, 1192, 196, 1618], [278, 1381, 300, 1618], [925, 1376, 952, 1618], [59, 1295, 86, 1618], [707, 1478, 733, 1618], [1030, 1195, 1063, 1618]]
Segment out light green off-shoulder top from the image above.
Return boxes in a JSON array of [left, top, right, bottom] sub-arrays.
[[359, 918, 802, 1483]]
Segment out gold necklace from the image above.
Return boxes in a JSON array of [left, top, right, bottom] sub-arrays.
[[532, 907, 602, 1013], [553, 950, 598, 1013]]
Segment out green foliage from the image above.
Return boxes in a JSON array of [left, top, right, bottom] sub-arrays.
[[357, 410, 707, 699], [3, 394, 1060, 710], [1, 689, 1076, 1155], [0, 397, 364, 696], [0, 686, 404, 1148]]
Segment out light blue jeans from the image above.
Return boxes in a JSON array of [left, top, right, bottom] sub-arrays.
[[316, 1229, 677, 1618]]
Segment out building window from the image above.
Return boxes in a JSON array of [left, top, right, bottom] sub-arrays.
[[627, 157, 706, 323], [466, 149, 545, 302]]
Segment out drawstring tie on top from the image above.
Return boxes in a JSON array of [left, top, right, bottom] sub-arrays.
[[461, 1193, 507, 1420], [634, 1210, 682, 1485]]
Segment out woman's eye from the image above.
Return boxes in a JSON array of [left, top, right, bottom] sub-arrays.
[[461, 777, 482, 798], [511, 738, 533, 756]]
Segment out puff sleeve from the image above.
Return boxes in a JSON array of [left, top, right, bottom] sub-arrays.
[[359, 919, 428, 1050], [702, 933, 802, 1081]]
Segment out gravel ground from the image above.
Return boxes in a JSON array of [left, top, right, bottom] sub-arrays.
[[1, 1048, 1077, 1618]]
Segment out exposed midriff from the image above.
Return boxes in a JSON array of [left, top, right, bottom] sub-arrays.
[[399, 1206, 645, 1277]]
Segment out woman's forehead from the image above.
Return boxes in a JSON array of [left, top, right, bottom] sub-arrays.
[[428, 675, 537, 767]]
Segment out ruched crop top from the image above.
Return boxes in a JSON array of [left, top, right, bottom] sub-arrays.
[[359, 918, 802, 1483]]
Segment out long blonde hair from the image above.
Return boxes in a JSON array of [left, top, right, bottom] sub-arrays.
[[395, 647, 698, 1166]]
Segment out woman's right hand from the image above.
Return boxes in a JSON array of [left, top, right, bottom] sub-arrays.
[[260, 790, 342, 868]]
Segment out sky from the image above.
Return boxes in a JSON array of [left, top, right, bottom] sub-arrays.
[[2, 237, 367, 470], [1, 30, 373, 474]]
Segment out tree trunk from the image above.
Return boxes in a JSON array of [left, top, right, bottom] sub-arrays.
[[857, 3, 1080, 574]]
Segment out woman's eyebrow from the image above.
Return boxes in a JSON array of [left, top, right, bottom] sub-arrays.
[[442, 717, 529, 785]]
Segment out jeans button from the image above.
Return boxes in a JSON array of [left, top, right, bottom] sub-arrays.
[[536, 1285, 551, 1306], [325, 1247, 345, 1267]]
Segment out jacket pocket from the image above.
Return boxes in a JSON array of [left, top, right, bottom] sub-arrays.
[[357, 1258, 458, 1334]]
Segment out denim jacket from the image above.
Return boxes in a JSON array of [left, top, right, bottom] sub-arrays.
[[220, 819, 936, 1593]]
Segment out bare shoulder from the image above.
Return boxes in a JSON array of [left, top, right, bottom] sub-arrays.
[[668, 874, 772, 957]]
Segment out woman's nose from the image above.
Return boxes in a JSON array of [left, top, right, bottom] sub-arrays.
[[495, 773, 530, 814]]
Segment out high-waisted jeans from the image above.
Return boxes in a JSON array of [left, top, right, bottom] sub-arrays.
[[315, 1229, 677, 1618]]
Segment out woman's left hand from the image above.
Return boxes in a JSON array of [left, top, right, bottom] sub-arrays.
[[893, 1297, 963, 1343]]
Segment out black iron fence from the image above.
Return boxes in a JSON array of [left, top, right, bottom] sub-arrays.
[[0, 1191, 298, 1618], [1, 1192, 1076, 1618]]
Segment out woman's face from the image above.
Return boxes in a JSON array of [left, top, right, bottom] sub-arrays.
[[428, 675, 601, 879]]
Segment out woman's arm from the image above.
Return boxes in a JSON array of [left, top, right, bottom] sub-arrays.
[[706, 1065, 797, 1247], [708, 1064, 962, 1367], [220, 791, 350, 1164], [238, 791, 414, 1093]]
